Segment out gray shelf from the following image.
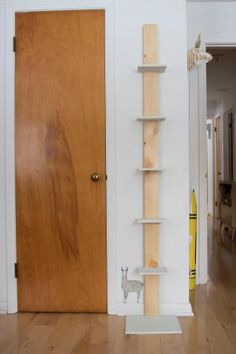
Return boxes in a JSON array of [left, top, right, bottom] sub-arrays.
[[137, 116, 166, 122], [138, 64, 167, 73], [126, 315, 182, 334], [138, 168, 163, 172], [136, 218, 164, 224], [137, 266, 167, 275]]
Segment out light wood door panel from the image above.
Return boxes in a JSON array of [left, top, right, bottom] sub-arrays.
[[15, 10, 107, 312]]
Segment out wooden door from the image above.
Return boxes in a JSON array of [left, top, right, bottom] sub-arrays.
[[214, 116, 222, 218], [15, 10, 107, 312]]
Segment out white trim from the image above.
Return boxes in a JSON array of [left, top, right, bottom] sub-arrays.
[[0, 302, 7, 314], [5, 2, 17, 313], [0, 1, 8, 314], [207, 42, 236, 48], [3, 0, 117, 314], [117, 303, 193, 317], [197, 61, 208, 284], [189, 52, 208, 285], [195, 41, 236, 285]]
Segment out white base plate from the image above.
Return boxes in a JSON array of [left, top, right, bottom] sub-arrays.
[[126, 315, 182, 335]]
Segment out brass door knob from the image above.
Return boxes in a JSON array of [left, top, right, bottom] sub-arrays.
[[91, 172, 101, 182]]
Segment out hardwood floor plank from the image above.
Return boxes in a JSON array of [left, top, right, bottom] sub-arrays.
[[200, 281, 236, 326], [137, 334, 162, 354], [114, 317, 139, 354], [195, 306, 235, 354], [160, 334, 186, 354], [87, 314, 117, 354], [179, 316, 212, 354], [16, 325, 55, 354], [36, 313, 61, 326], [42, 314, 90, 354], [0, 313, 37, 354]]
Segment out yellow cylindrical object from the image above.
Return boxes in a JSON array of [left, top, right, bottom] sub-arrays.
[[189, 190, 197, 290]]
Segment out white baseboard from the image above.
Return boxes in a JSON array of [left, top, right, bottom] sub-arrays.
[[116, 302, 193, 317], [0, 301, 193, 316], [0, 301, 7, 313]]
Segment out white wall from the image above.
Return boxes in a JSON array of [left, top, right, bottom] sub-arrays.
[[116, 0, 190, 315], [0, 0, 191, 315], [187, 2, 236, 46]]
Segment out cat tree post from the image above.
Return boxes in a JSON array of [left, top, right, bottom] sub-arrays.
[[125, 24, 182, 334], [143, 24, 160, 316]]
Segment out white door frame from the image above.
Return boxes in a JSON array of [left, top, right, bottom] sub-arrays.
[[197, 58, 208, 285], [1, 0, 117, 314], [196, 40, 236, 284]]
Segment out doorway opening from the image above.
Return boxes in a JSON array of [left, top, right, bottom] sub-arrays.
[[206, 47, 236, 244]]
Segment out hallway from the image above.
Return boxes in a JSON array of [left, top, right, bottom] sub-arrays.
[[183, 218, 236, 353], [0, 219, 236, 354]]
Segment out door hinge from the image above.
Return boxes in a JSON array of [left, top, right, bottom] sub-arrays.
[[105, 174, 108, 181], [215, 201, 218, 207], [14, 263, 18, 278], [13, 37, 16, 53], [214, 127, 217, 132]]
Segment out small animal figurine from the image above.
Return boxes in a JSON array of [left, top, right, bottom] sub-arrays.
[[121, 267, 143, 303]]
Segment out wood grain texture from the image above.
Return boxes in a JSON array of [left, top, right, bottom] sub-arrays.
[[1, 220, 236, 353], [143, 24, 160, 316], [15, 10, 107, 312]]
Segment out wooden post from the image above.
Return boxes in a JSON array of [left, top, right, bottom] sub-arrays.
[[143, 24, 160, 316], [126, 25, 182, 335]]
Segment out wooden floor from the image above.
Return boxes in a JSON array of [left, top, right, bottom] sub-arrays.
[[1, 218, 236, 354]]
